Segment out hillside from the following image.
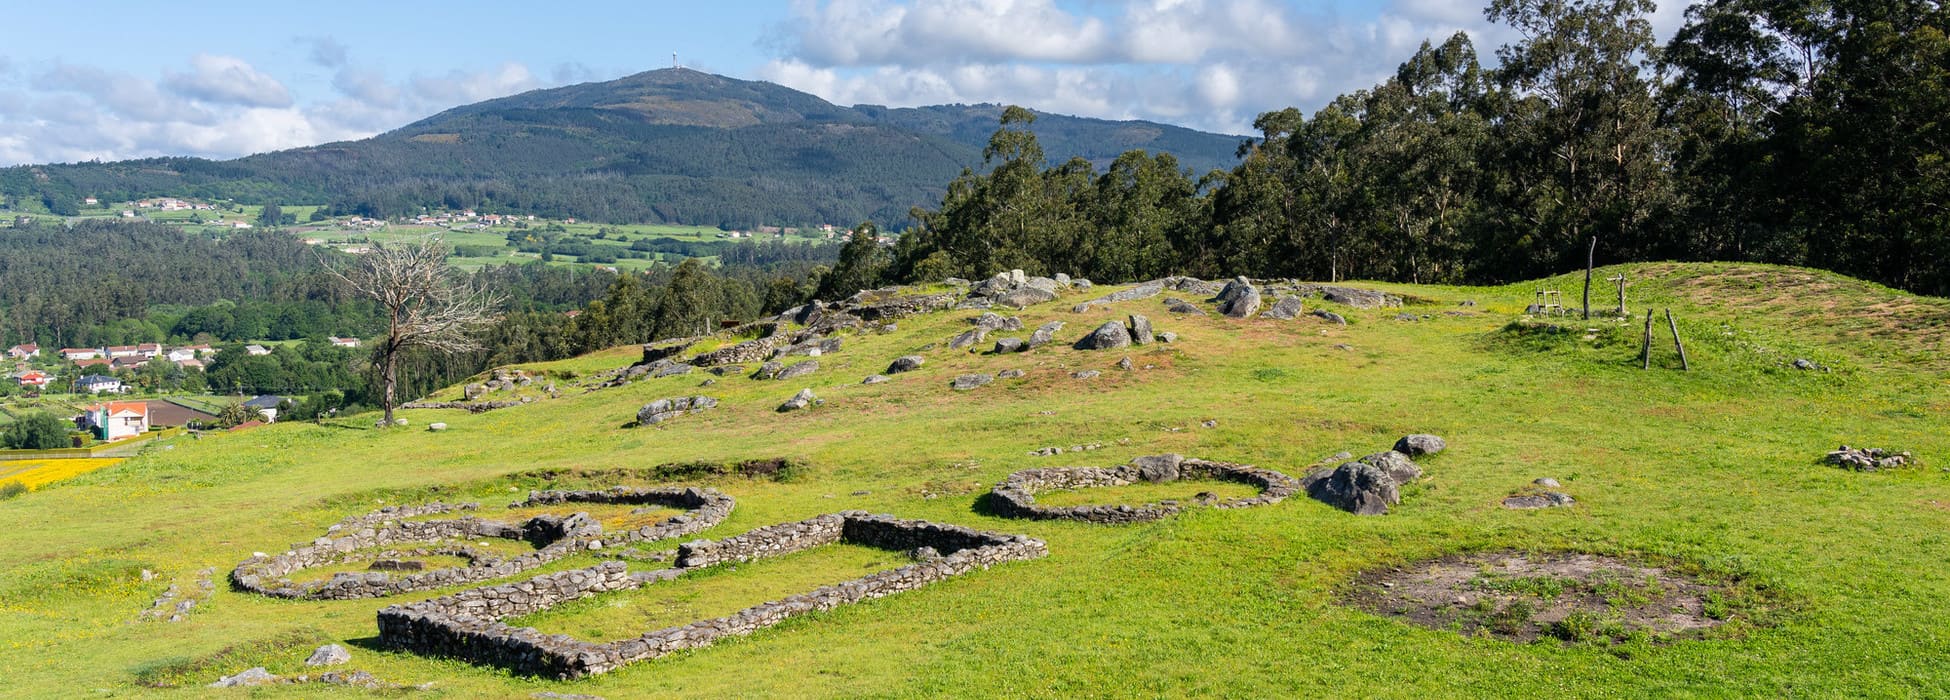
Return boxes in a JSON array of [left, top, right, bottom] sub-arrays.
[[2, 262, 1946, 696], [2, 69, 1244, 228]]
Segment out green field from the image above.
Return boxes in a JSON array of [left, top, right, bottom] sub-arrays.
[[1, 262, 1946, 697]]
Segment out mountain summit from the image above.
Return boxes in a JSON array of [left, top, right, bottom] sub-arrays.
[[9, 69, 1244, 228]]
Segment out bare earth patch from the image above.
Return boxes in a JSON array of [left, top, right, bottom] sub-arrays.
[[1347, 551, 1736, 645]]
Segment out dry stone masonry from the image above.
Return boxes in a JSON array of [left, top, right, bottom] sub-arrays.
[[1824, 445, 1914, 471], [375, 512, 1046, 678], [989, 455, 1300, 524], [231, 489, 732, 600]]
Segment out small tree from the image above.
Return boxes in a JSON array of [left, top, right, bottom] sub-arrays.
[[329, 237, 501, 425], [4, 411, 72, 450], [815, 222, 888, 301], [257, 202, 284, 228], [215, 401, 258, 428]]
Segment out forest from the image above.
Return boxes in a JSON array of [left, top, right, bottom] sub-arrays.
[[879, 0, 1949, 297]]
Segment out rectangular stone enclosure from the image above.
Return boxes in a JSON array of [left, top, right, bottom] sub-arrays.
[[376, 512, 1047, 678]]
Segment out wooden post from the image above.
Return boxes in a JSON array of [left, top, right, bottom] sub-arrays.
[[1610, 273, 1626, 316], [1666, 308, 1689, 371], [1582, 236, 1596, 320], [1640, 308, 1653, 369]]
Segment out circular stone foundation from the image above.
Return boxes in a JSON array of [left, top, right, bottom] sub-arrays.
[[1346, 550, 1760, 644], [232, 487, 733, 600], [990, 454, 1299, 523]]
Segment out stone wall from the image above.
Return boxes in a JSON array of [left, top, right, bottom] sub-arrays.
[[990, 457, 1300, 524], [232, 488, 733, 600], [376, 511, 1046, 678]]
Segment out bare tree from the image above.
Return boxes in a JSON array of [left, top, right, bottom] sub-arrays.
[[328, 237, 501, 425]]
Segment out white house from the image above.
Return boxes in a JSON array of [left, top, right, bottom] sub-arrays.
[[328, 337, 361, 348], [77, 374, 124, 394], [245, 345, 272, 356], [84, 401, 149, 441], [7, 344, 38, 359], [244, 395, 287, 423], [61, 348, 103, 361]]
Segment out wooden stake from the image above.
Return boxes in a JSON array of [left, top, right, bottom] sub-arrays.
[[1666, 308, 1689, 371], [1582, 236, 1596, 320], [1640, 308, 1653, 369], [1609, 273, 1626, 315]]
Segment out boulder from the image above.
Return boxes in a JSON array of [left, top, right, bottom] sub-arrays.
[[1076, 321, 1132, 351], [636, 396, 719, 425], [951, 374, 994, 391], [651, 363, 692, 378], [1023, 277, 1061, 294], [1393, 434, 1447, 457], [1312, 309, 1348, 325], [1164, 297, 1208, 315], [1306, 462, 1400, 515], [777, 389, 820, 412], [211, 668, 278, 688], [776, 360, 819, 381], [1793, 358, 1817, 370], [1132, 454, 1183, 483], [994, 287, 1059, 309], [1534, 477, 1562, 488], [1072, 370, 1101, 379], [1211, 276, 1253, 304], [1359, 451, 1422, 484], [1128, 314, 1155, 345], [971, 312, 1013, 332], [993, 337, 1026, 354], [948, 328, 988, 350], [752, 361, 784, 380], [1028, 321, 1066, 348], [1158, 331, 1178, 343], [998, 369, 1025, 379], [427, 422, 447, 432], [306, 644, 351, 667], [1502, 492, 1576, 509], [1220, 284, 1261, 318], [1116, 356, 1134, 371], [1261, 296, 1305, 320], [887, 355, 925, 374], [862, 375, 890, 385], [1319, 285, 1400, 309], [1054, 273, 1071, 287]]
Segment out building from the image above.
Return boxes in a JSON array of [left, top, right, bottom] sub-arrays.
[[105, 345, 142, 359], [109, 356, 148, 371], [77, 374, 124, 394], [244, 395, 288, 422], [135, 343, 162, 358], [245, 344, 272, 356], [82, 401, 150, 441], [328, 337, 361, 348], [61, 348, 103, 361], [16, 371, 51, 389], [8, 344, 39, 359], [74, 358, 111, 369]]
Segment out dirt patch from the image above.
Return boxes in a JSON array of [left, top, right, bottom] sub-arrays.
[[1347, 551, 1745, 645]]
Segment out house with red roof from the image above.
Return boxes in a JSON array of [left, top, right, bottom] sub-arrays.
[[82, 401, 149, 440], [7, 344, 38, 360]]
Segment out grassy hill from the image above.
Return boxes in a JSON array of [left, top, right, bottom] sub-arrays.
[[1, 262, 1946, 697], [3, 69, 1244, 229]]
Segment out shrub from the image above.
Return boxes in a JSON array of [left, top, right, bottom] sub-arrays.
[[4, 411, 73, 450], [0, 480, 26, 499]]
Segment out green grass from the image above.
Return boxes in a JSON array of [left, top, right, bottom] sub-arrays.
[[1028, 479, 1262, 507], [0, 262, 1946, 697]]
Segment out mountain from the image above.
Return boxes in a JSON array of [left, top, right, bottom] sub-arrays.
[[1, 69, 1245, 228]]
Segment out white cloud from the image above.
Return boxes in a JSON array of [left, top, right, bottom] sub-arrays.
[[162, 54, 294, 108], [303, 36, 349, 69], [0, 52, 572, 165], [763, 0, 1702, 135]]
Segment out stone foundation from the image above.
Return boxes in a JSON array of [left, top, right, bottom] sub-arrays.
[[990, 457, 1300, 523], [231, 488, 733, 600], [376, 512, 1045, 678]]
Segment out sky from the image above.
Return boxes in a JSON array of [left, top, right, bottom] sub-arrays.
[[0, 0, 1696, 166]]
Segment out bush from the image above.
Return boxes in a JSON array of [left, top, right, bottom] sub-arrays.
[[4, 411, 72, 450], [0, 481, 26, 499]]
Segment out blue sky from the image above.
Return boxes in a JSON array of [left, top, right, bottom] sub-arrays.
[[0, 1, 1694, 165]]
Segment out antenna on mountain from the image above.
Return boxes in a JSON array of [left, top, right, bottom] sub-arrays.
[[672, 53, 679, 70]]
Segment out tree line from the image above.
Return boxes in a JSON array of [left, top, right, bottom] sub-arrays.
[[882, 0, 1950, 297]]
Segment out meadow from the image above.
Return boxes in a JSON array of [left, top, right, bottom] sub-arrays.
[[0, 262, 1945, 697]]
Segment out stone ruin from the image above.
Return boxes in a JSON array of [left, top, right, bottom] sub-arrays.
[[989, 454, 1300, 524], [375, 512, 1046, 678], [1824, 445, 1914, 471], [231, 488, 733, 600]]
